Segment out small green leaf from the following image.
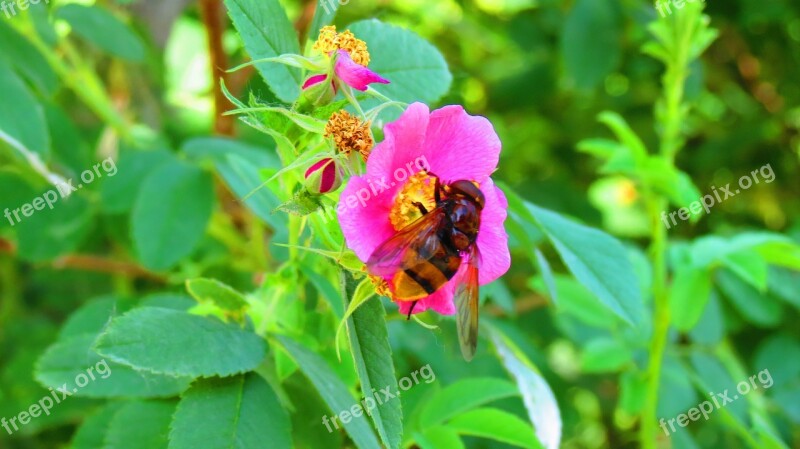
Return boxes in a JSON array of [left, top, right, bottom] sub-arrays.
[[275, 189, 324, 217], [95, 307, 267, 378], [169, 374, 291, 449], [414, 426, 465, 449], [448, 408, 543, 449], [186, 278, 249, 313], [418, 378, 518, 427], [100, 148, 175, 214], [722, 250, 768, 292], [56, 4, 146, 62]]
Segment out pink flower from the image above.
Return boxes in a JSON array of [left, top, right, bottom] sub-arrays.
[[338, 103, 511, 315], [303, 50, 389, 92]]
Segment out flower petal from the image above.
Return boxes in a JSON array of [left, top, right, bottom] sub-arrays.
[[302, 74, 329, 89], [337, 176, 396, 262], [476, 178, 511, 285], [334, 49, 390, 91], [422, 105, 501, 184], [366, 102, 430, 186]]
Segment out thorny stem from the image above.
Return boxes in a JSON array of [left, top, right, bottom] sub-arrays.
[[199, 0, 235, 136]]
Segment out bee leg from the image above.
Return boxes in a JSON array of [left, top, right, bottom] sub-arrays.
[[412, 201, 428, 215], [434, 177, 442, 203], [406, 300, 419, 320]]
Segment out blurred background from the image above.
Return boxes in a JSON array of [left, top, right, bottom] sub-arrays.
[[1, 0, 799, 448]]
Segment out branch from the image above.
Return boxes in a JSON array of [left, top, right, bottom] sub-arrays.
[[200, 0, 235, 136]]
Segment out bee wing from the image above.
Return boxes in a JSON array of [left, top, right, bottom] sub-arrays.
[[366, 208, 448, 279], [455, 246, 480, 361]]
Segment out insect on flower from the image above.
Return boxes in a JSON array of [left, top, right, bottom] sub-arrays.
[[366, 175, 484, 360]]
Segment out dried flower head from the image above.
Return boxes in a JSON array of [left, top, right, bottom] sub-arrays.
[[324, 110, 374, 160]]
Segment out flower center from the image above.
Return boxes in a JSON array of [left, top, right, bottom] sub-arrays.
[[313, 26, 371, 66], [324, 110, 374, 160], [389, 171, 437, 231]]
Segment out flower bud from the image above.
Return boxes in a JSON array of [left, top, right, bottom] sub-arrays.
[[298, 74, 337, 110], [304, 158, 344, 195]]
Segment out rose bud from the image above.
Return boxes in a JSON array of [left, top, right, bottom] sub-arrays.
[[304, 158, 344, 195]]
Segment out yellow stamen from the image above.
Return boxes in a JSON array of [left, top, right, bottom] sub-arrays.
[[313, 25, 339, 56], [324, 111, 374, 160], [389, 172, 437, 231], [312, 25, 371, 67]]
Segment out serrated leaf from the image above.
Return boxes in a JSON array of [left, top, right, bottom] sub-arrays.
[[347, 20, 452, 105], [36, 334, 192, 398], [225, 0, 302, 103], [95, 307, 267, 378], [169, 374, 291, 449], [70, 403, 124, 449], [275, 189, 324, 216]]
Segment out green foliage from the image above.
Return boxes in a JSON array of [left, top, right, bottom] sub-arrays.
[[1, 0, 798, 448]]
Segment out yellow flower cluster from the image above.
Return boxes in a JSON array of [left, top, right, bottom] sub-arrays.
[[313, 25, 371, 66]]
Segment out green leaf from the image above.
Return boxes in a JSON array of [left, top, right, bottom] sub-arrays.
[[95, 307, 267, 378], [59, 295, 136, 340], [721, 250, 768, 292], [36, 334, 192, 398], [448, 408, 543, 449], [0, 170, 36, 230], [669, 265, 712, 331], [414, 426, 465, 449], [225, 0, 302, 103], [186, 278, 248, 313], [342, 270, 403, 449], [580, 338, 632, 373], [307, 0, 339, 45], [418, 378, 518, 427], [0, 21, 58, 96], [131, 160, 214, 271], [169, 374, 291, 449], [16, 192, 95, 262], [55, 4, 146, 62], [561, 0, 622, 90], [525, 202, 644, 325], [0, 62, 50, 158], [275, 189, 324, 216], [276, 336, 381, 449], [348, 20, 452, 104], [100, 148, 175, 214], [105, 400, 177, 449], [716, 269, 782, 327], [489, 328, 561, 449], [70, 403, 124, 449]]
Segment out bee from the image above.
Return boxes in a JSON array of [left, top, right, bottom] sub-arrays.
[[367, 175, 484, 361]]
